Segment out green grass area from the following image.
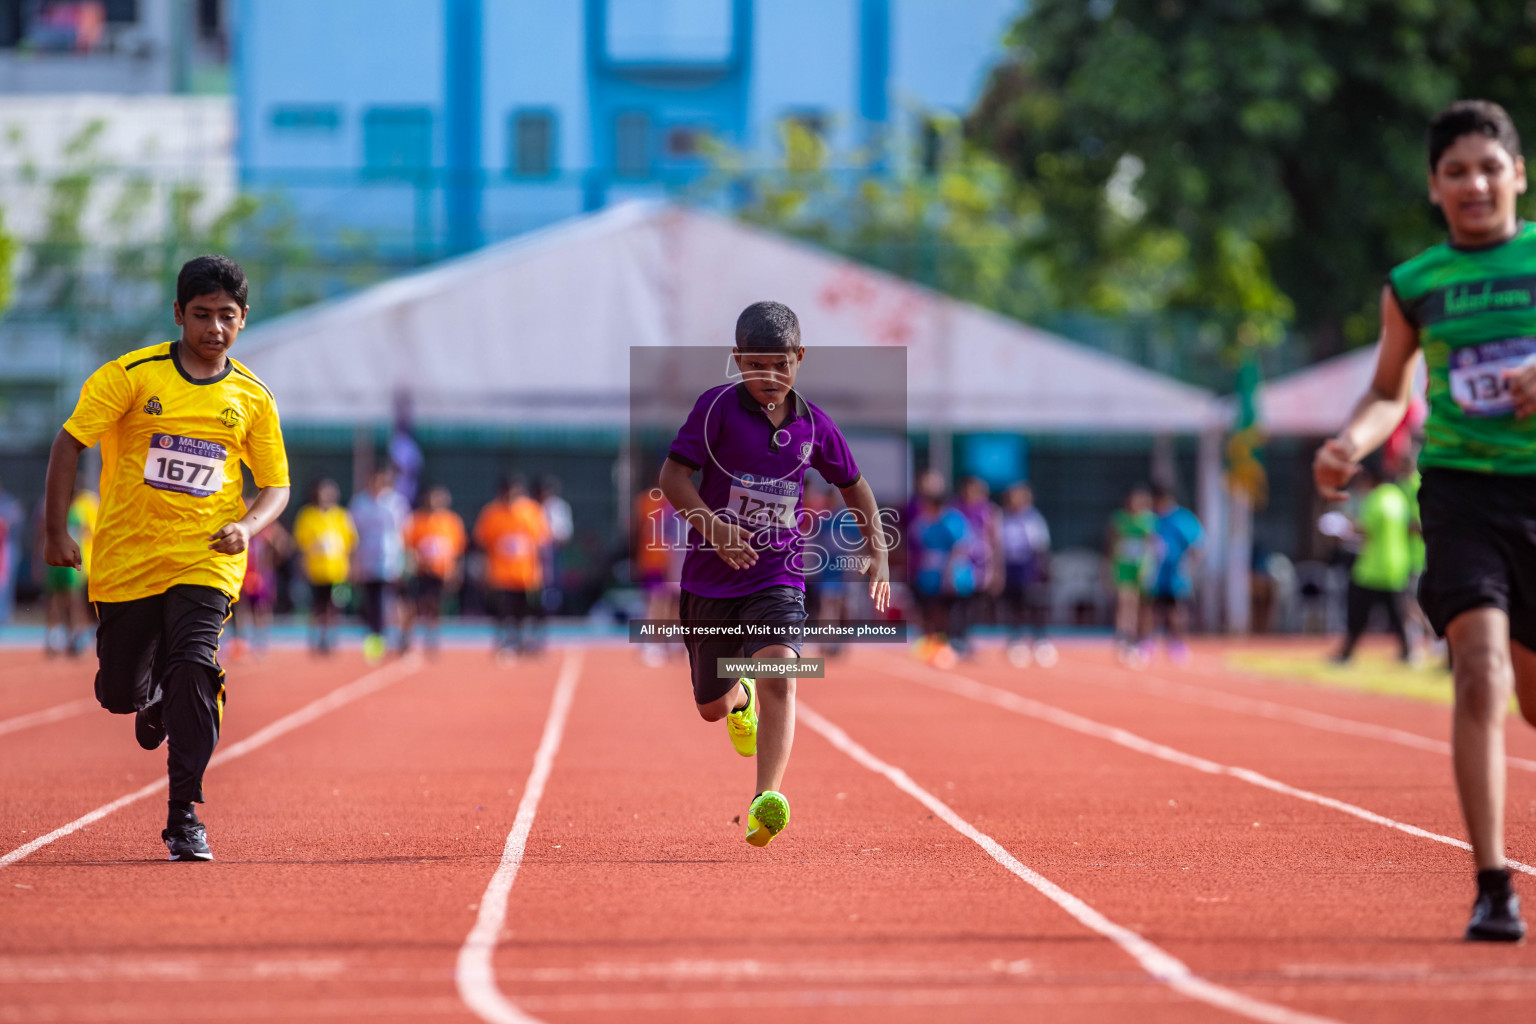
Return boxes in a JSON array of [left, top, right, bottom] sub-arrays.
[[1226, 650, 1455, 705]]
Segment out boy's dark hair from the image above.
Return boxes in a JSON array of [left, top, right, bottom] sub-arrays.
[[1428, 100, 1522, 170], [1150, 482, 1174, 504], [177, 254, 249, 309], [735, 301, 801, 351]]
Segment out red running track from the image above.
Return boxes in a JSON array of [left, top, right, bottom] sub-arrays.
[[2, 641, 1535, 1022]]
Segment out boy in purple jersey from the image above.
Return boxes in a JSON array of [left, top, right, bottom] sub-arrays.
[[659, 301, 891, 847]]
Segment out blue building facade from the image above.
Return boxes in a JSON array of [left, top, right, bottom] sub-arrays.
[[235, 0, 1016, 258]]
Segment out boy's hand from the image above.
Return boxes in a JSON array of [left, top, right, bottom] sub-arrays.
[[861, 551, 891, 613], [43, 532, 82, 569], [1505, 362, 1536, 418], [209, 522, 251, 555], [1313, 437, 1359, 502], [710, 519, 758, 570]]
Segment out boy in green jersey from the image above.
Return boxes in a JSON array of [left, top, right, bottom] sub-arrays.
[[1316, 100, 1536, 941], [1107, 486, 1154, 661]]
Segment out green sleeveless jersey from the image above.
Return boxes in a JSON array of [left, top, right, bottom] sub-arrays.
[[1390, 221, 1536, 475]]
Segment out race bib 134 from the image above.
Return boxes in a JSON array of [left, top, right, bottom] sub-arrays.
[[1449, 338, 1536, 417]]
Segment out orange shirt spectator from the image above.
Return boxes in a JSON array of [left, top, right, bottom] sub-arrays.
[[406, 507, 466, 580], [475, 484, 550, 592]]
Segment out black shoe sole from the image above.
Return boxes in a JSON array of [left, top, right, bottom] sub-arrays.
[[1466, 926, 1526, 943], [166, 850, 214, 862]]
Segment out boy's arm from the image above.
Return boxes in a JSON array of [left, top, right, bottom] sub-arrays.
[[209, 486, 290, 555], [42, 429, 87, 568], [1314, 286, 1419, 500], [837, 476, 890, 613], [658, 457, 757, 571]]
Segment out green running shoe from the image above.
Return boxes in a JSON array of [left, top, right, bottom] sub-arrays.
[[746, 790, 789, 847], [726, 678, 758, 757]]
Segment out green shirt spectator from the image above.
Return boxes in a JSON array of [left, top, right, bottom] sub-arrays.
[[1352, 481, 1412, 592]]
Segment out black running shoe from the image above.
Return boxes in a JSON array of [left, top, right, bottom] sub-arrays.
[[134, 702, 166, 751], [1466, 890, 1527, 942], [162, 823, 213, 862]]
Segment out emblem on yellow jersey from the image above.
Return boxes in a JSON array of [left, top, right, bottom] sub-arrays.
[[143, 396, 162, 416], [218, 406, 240, 428]]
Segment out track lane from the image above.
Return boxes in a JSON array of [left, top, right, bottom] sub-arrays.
[[1, 649, 565, 1023], [819, 647, 1536, 1023], [0, 651, 347, 858], [483, 647, 1260, 1023]]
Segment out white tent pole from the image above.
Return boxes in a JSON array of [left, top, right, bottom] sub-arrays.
[[1196, 427, 1225, 632], [929, 429, 952, 488]]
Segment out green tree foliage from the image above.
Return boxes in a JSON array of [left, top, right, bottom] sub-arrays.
[[2, 120, 348, 357], [970, 0, 1536, 357]]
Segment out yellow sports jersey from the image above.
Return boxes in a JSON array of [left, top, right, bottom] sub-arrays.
[[293, 505, 356, 585], [69, 491, 99, 576], [62, 341, 289, 603]]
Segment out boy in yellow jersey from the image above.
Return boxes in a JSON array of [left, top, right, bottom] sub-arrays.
[[292, 478, 356, 655], [42, 255, 290, 862]]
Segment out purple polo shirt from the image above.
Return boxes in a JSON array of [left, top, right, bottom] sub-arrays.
[[668, 383, 861, 598]]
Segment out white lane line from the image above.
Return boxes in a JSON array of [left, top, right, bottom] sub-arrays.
[[0, 698, 94, 738], [0, 658, 419, 869], [894, 662, 1536, 877], [456, 649, 584, 1024], [799, 702, 1342, 1024], [1111, 663, 1536, 772]]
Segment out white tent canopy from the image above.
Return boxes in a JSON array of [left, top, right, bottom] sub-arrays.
[[239, 202, 1222, 433], [1259, 345, 1426, 437]]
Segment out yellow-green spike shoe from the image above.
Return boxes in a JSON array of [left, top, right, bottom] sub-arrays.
[[745, 790, 789, 847], [726, 678, 758, 757]]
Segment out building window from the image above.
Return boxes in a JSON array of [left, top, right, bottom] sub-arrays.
[[664, 125, 705, 159], [918, 114, 957, 175], [780, 109, 829, 141], [196, 0, 220, 37], [605, 0, 733, 64], [364, 107, 433, 178], [509, 109, 557, 177], [614, 111, 651, 178], [272, 105, 342, 133]]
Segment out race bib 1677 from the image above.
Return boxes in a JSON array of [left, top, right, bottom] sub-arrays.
[[143, 434, 228, 497], [1449, 338, 1536, 417]]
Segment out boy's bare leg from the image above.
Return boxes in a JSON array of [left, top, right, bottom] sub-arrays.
[[1446, 608, 1515, 870], [1512, 640, 1536, 729], [751, 644, 797, 794]]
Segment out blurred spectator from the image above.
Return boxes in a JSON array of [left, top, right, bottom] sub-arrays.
[[633, 485, 684, 666], [909, 469, 975, 668], [403, 483, 466, 655], [231, 509, 291, 659], [39, 487, 96, 657], [537, 475, 574, 614], [1108, 485, 1155, 660], [1144, 484, 1204, 664], [350, 464, 411, 662], [999, 482, 1055, 668], [0, 480, 21, 625], [475, 475, 551, 660], [293, 479, 355, 655], [1334, 460, 1412, 664], [953, 476, 998, 656]]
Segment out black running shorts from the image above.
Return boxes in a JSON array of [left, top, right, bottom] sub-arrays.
[[1418, 467, 1536, 648], [678, 585, 807, 705]]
